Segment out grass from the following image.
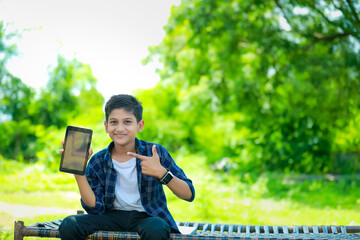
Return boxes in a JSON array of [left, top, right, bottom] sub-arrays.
[[0, 160, 81, 240], [166, 155, 360, 226], [1, 155, 360, 240]]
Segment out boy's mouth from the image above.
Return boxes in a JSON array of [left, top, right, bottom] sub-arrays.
[[114, 133, 126, 138]]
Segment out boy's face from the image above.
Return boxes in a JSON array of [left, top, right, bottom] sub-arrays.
[[104, 108, 144, 147]]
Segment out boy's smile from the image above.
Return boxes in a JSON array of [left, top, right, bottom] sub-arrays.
[[104, 108, 144, 148]]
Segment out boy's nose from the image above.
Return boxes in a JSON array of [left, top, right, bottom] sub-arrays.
[[116, 124, 125, 131]]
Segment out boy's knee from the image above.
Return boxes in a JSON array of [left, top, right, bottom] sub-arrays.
[[59, 215, 84, 240], [59, 215, 76, 232], [138, 217, 170, 240]]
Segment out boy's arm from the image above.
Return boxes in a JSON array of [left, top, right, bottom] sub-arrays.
[[74, 175, 96, 207], [60, 142, 97, 208], [127, 145, 194, 201], [161, 172, 193, 201]]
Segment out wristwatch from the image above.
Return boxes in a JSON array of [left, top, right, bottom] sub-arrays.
[[159, 170, 174, 185]]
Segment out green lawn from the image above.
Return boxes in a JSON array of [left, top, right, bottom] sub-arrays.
[[1, 155, 360, 240]]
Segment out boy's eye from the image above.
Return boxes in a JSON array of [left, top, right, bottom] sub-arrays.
[[125, 120, 132, 124], [110, 121, 117, 124]]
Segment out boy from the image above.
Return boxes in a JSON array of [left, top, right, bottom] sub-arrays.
[[59, 94, 195, 240]]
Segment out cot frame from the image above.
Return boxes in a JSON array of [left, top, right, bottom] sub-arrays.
[[14, 215, 360, 240]]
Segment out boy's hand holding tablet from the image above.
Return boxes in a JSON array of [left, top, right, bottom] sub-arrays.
[[59, 126, 93, 175]]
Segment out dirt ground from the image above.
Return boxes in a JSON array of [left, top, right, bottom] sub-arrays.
[[0, 201, 75, 218]]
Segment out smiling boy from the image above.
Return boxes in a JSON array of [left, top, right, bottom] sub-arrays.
[[59, 94, 195, 240]]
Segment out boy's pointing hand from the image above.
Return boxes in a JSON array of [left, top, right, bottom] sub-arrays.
[[127, 145, 167, 179]]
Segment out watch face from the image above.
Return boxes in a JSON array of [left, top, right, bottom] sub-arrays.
[[161, 171, 173, 185]]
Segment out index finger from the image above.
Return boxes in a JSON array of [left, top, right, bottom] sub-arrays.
[[127, 151, 148, 161]]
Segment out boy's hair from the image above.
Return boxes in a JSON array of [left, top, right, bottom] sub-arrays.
[[104, 94, 143, 123]]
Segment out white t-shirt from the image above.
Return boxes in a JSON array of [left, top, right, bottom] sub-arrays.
[[112, 157, 145, 212]]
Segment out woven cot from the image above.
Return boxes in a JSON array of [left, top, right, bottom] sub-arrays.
[[14, 211, 360, 240]]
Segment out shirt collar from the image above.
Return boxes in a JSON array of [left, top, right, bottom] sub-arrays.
[[135, 137, 144, 154], [104, 138, 144, 168]]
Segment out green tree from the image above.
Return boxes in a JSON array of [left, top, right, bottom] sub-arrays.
[[141, 0, 360, 173], [0, 23, 104, 161], [32, 55, 105, 167], [33, 55, 105, 169], [0, 21, 17, 79], [0, 22, 38, 161], [34, 55, 103, 128]]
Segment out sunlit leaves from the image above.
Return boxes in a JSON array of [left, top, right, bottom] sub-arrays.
[[140, 0, 360, 173], [0, 23, 104, 162], [34, 55, 104, 128]]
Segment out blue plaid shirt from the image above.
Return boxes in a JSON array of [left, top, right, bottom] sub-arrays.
[[81, 138, 195, 231]]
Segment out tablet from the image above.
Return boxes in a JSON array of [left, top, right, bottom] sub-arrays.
[[59, 126, 93, 175]]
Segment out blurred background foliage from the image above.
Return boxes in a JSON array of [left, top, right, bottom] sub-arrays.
[[0, 0, 360, 174], [0, 21, 107, 168], [1, 1, 360, 238], [139, 0, 360, 174]]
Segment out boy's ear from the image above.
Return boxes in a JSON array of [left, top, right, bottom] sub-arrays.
[[137, 120, 144, 132], [104, 121, 109, 133]]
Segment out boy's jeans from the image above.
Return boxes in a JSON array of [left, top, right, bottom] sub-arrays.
[[59, 210, 173, 240]]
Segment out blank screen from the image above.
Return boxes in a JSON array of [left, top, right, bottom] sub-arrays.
[[62, 130, 91, 171]]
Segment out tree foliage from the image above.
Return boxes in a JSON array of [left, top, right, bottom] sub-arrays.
[[0, 22, 104, 162], [34, 55, 103, 128], [0, 22, 17, 77], [139, 0, 360, 173], [0, 22, 37, 161]]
